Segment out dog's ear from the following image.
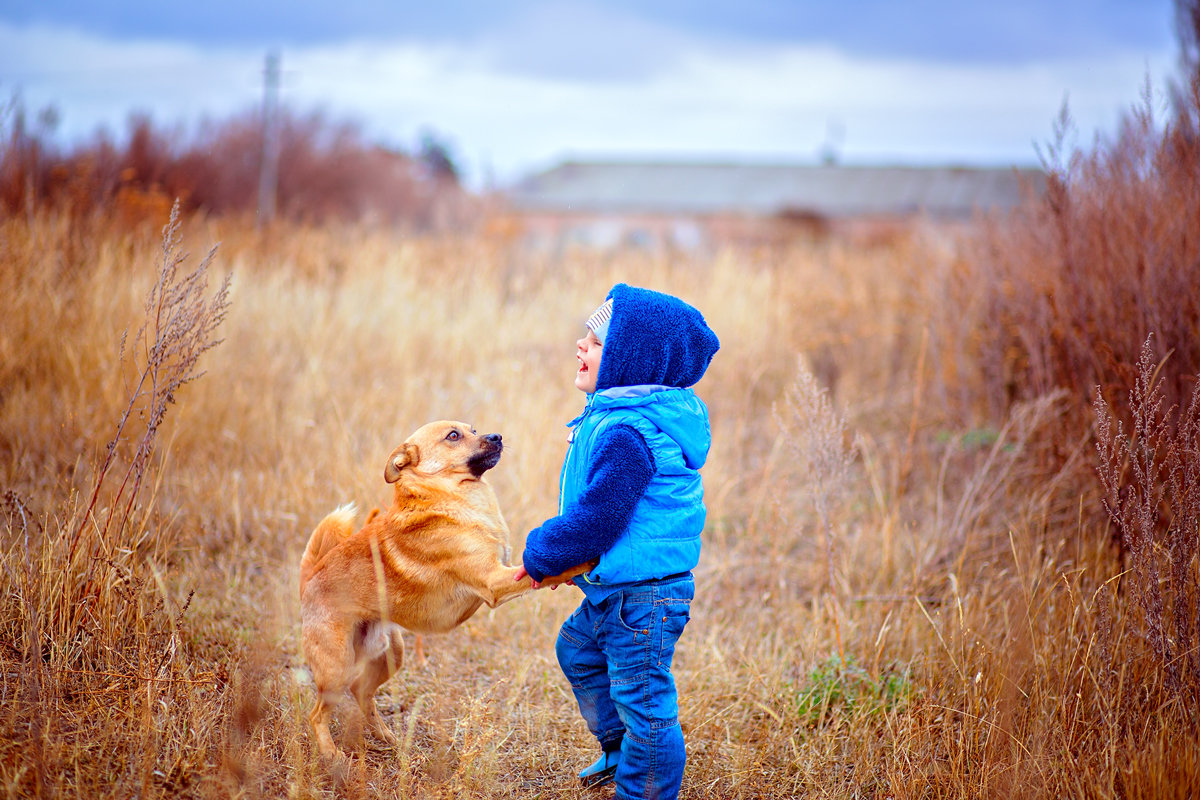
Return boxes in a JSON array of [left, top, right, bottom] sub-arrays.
[[384, 443, 420, 483]]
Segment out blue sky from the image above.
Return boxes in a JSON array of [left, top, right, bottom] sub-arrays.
[[0, 1, 1178, 187]]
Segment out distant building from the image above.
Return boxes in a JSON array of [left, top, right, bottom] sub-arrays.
[[501, 160, 1046, 250]]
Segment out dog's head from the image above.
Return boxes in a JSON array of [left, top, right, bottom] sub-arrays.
[[384, 420, 503, 484]]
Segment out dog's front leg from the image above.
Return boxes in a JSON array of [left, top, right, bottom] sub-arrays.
[[476, 564, 534, 607], [473, 560, 596, 607]]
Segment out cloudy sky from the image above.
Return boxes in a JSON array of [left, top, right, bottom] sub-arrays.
[[0, 1, 1179, 188]]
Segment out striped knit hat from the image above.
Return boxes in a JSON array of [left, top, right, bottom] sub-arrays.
[[585, 298, 614, 344]]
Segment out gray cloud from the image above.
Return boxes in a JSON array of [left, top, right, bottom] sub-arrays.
[[3, 0, 1176, 67], [0, 1, 1178, 190]]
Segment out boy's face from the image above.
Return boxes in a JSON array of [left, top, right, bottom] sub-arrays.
[[574, 329, 603, 394]]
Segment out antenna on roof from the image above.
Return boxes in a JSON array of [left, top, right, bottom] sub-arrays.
[[819, 118, 845, 166]]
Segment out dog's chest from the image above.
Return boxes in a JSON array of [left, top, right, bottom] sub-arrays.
[[410, 584, 483, 632]]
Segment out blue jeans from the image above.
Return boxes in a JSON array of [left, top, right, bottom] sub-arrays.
[[555, 575, 694, 800]]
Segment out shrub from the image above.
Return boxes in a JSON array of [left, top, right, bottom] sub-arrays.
[[0, 100, 476, 229], [930, 84, 1200, 430], [1094, 336, 1200, 708]]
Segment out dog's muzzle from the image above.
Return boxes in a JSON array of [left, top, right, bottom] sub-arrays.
[[467, 433, 503, 476]]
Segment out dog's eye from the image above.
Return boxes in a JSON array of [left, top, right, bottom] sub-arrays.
[[446, 430, 460, 441]]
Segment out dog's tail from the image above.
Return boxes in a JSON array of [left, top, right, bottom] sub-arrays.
[[299, 503, 357, 596]]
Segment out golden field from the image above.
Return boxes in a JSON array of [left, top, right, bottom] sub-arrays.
[[1, 195, 1198, 799]]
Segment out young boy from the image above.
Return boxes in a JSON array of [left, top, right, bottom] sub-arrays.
[[515, 283, 719, 799]]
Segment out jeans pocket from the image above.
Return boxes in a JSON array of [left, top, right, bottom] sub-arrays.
[[613, 592, 655, 637], [655, 600, 691, 670], [603, 593, 656, 673]]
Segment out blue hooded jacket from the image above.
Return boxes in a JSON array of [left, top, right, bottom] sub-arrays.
[[521, 284, 719, 602]]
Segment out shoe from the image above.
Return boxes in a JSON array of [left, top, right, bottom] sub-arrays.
[[579, 750, 620, 788]]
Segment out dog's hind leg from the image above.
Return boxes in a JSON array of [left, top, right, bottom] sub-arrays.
[[412, 633, 427, 667], [308, 689, 344, 759], [303, 618, 356, 759], [350, 625, 404, 746]]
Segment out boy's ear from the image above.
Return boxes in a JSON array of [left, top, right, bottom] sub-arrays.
[[384, 443, 420, 483]]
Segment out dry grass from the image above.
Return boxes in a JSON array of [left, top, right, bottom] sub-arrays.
[[1, 203, 1197, 800]]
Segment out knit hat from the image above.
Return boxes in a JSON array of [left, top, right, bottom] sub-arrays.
[[585, 298, 614, 344]]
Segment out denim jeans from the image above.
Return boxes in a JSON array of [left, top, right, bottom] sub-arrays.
[[555, 575, 694, 800]]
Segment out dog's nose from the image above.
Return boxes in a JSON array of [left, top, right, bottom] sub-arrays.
[[483, 433, 502, 447]]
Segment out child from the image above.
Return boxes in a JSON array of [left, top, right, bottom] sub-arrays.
[[515, 283, 719, 799]]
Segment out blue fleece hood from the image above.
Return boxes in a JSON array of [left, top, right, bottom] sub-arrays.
[[595, 284, 720, 391]]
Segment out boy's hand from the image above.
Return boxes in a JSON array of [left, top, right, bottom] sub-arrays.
[[514, 565, 542, 589], [514, 566, 575, 590]]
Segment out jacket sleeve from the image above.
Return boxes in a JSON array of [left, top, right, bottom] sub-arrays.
[[521, 424, 655, 582]]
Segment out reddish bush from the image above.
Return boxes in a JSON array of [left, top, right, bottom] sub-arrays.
[[0, 101, 476, 230], [931, 84, 1200, 428]]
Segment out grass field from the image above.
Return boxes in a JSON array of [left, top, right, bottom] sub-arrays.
[[2, 201, 1197, 799]]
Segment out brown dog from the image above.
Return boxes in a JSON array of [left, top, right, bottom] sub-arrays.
[[299, 420, 586, 758]]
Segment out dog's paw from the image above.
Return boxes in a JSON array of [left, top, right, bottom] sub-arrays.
[[366, 726, 398, 749], [324, 749, 355, 784]]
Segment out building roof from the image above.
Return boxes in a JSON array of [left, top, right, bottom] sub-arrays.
[[507, 160, 1046, 219]]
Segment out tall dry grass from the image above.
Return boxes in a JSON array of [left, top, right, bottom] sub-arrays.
[[1, 199, 1197, 800], [913, 50, 1200, 798], [926, 88, 1200, 429]]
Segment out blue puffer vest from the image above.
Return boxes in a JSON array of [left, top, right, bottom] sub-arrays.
[[563, 385, 711, 601]]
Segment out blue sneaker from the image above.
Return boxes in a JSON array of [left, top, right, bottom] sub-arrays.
[[579, 750, 620, 788]]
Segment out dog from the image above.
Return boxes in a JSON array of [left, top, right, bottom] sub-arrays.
[[299, 420, 588, 759]]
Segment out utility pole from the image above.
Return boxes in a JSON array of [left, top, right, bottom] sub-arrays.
[[257, 51, 281, 228]]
